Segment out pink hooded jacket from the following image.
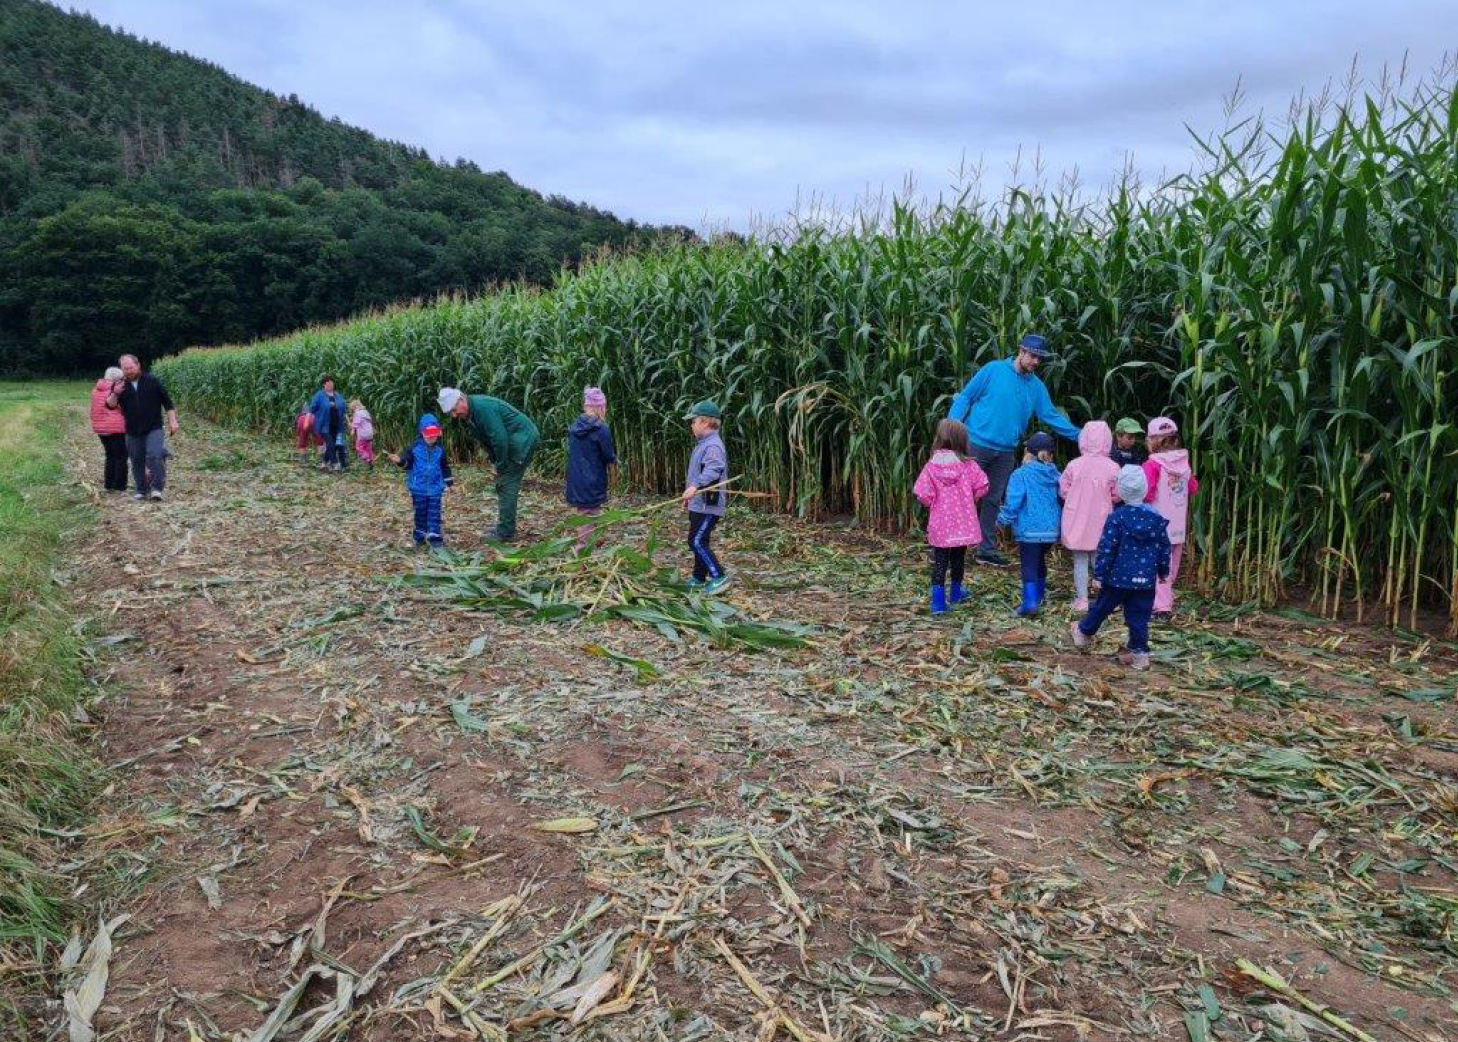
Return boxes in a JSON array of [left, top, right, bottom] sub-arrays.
[[913, 451, 990, 548], [1144, 450, 1199, 543], [1058, 421, 1120, 550], [90, 379, 125, 435]]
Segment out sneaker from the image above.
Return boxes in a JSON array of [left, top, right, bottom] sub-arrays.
[[976, 548, 1010, 568], [148, 490, 164, 501], [131, 492, 146, 501], [704, 575, 732, 596], [1072, 597, 1089, 612], [686, 577, 706, 590], [1069, 620, 1090, 650], [1117, 649, 1151, 670]]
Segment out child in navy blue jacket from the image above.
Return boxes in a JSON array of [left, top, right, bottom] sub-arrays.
[[387, 413, 455, 547], [997, 431, 1062, 616], [1069, 464, 1171, 670], [564, 387, 617, 549]]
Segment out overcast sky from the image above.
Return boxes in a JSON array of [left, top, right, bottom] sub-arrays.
[[67, 0, 1456, 231]]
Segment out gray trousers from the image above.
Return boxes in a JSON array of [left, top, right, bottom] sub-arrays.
[[126, 428, 168, 493], [970, 444, 1016, 551]]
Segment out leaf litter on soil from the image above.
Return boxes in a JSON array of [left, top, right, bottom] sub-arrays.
[[47, 416, 1458, 1041]]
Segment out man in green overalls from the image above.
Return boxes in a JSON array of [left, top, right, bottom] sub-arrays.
[[438, 387, 540, 543]]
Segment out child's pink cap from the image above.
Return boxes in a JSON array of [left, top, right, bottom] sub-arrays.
[[583, 386, 607, 408], [1147, 417, 1178, 437]]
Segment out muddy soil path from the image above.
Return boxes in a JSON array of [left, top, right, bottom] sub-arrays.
[[66, 416, 1457, 1041]]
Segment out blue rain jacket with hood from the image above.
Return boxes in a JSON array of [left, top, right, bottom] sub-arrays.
[[997, 460, 1062, 542], [1093, 504, 1172, 590], [398, 413, 454, 497], [564, 415, 617, 508]]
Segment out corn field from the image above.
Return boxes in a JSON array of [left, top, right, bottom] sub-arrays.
[[158, 78, 1458, 633]]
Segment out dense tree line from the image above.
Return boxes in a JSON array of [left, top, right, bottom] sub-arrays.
[[0, 0, 688, 374]]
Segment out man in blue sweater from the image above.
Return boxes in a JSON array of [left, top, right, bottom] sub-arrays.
[[947, 334, 1080, 566]]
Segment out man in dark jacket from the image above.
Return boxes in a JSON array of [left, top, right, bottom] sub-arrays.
[[106, 354, 179, 501]]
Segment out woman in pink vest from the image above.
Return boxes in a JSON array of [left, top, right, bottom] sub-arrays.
[[1142, 417, 1199, 617], [90, 365, 129, 492]]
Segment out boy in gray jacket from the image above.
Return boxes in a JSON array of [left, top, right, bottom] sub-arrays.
[[680, 400, 730, 594]]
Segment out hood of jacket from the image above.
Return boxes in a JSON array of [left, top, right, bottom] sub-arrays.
[[569, 415, 604, 438], [1078, 421, 1113, 457], [1023, 460, 1062, 490], [925, 449, 969, 484], [1120, 503, 1171, 540], [1150, 448, 1191, 479]]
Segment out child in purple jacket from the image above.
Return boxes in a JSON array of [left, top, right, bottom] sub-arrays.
[[680, 400, 729, 594]]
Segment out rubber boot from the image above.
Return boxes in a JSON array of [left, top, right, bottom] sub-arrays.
[[930, 585, 948, 615], [1016, 581, 1041, 617], [949, 581, 968, 606]]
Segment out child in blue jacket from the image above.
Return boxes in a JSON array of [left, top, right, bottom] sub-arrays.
[[1069, 465, 1172, 670], [564, 387, 617, 550], [387, 413, 455, 547], [997, 431, 1061, 616]]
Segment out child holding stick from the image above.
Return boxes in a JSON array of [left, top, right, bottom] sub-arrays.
[[681, 400, 730, 594]]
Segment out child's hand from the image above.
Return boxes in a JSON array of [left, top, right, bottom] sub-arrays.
[[386, 452, 401, 464]]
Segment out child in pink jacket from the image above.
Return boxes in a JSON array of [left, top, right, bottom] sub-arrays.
[[914, 419, 990, 615], [1059, 421, 1121, 610], [1143, 417, 1199, 616]]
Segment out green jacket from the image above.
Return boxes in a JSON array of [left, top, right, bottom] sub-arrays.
[[465, 395, 539, 467]]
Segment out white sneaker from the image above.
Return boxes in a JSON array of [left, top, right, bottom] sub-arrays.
[[131, 492, 146, 501], [149, 490, 164, 501]]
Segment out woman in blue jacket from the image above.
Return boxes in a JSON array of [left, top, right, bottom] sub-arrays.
[[308, 377, 349, 471]]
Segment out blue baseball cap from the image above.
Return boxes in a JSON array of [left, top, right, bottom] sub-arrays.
[[1026, 431, 1055, 454], [1019, 334, 1051, 357]]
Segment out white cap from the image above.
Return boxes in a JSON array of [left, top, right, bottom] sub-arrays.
[[438, 387, 464, 414], [1117, 464, 1148, 505]]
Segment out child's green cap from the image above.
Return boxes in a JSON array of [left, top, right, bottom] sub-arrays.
[[1114, 417, 1143, 435], [685, 400, 722, 420]]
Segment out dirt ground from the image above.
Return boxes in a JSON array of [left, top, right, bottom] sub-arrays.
[[53, 414, 1458, 1041]]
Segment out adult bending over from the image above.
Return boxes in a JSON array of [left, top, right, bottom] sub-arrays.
[[106, 354, 178, 501], [947, 334, 1079, 566], [90, 365, 129, 493], [438, 387, 540, 543]]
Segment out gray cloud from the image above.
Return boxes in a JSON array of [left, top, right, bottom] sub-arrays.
[[67, 0, 1457, 229]]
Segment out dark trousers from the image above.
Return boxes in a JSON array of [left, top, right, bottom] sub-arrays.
[[1078, 585, 1156, 653], [688, 510, 724, 581], [412, 493, 443, 545], [126, 429, 167, 493], [323, 436, 348, 469], [930, 546, 967, 587], [970, 444, 1016, 551], [98, 433, 128, 490], [1018, 541, 1051, 584]]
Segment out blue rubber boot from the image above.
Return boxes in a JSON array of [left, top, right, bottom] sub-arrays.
[[1016, 581, 1041, 616], [949, 581, 969, 606], [929, 585, 948, 615]]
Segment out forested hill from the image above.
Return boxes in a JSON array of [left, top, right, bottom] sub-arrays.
[[0, 0, 688, 374]]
